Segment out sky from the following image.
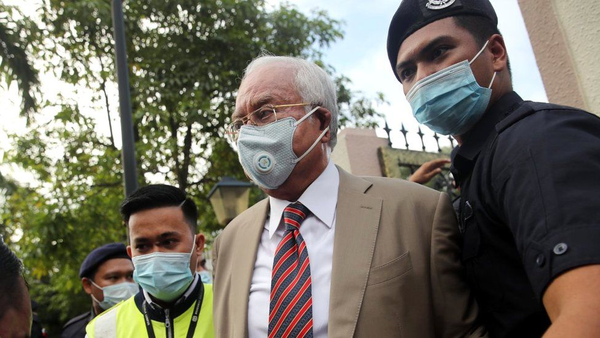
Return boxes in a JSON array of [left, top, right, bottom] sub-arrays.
[[1, 0, 548, 183]]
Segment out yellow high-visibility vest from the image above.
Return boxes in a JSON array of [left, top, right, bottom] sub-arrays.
[[86, 283, 214, 338]]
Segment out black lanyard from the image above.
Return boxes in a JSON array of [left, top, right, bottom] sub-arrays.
[[142, 283, 205, 338]]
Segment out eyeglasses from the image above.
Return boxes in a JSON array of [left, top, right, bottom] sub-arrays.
[[227, 102, 311, 142]]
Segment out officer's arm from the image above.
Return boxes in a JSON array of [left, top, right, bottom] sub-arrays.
[[491, 110, 600, 336], [542, 265, 600, 337]]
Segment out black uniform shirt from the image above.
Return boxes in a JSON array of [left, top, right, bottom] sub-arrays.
[[451, 91, 600, 338], [61, 310, 94, 338]]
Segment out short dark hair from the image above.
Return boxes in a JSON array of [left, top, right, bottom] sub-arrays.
[[453, 15, 511, 74], [0, 243, 26, 320], [120, 184, 198, 234]]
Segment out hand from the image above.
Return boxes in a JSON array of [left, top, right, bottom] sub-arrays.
[[409, 159, 451, 185]]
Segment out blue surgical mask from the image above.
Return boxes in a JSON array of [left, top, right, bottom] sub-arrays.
[[199, 270, 212, 284], [91, 281, 139, 310], [406, 41, 496, 136], [237, 106, 329, 190], [132, 238, 196, 302]]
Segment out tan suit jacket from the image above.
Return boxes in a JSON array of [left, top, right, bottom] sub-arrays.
[[213, 167, 484, 337]]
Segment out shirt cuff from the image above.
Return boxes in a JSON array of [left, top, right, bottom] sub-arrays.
[[523, 225, 600, 300]]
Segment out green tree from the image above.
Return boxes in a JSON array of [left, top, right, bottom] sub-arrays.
[[2, 0, 381, 334], [0, 3, 40, 120], [335, 74, 386, 129]]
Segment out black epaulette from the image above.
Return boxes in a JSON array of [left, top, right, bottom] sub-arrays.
[[495, 101, 587, 134]]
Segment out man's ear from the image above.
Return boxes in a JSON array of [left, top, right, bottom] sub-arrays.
[[81, 277, 93, 295], [315, 107, 332, 144], [126, 245, 133, 258], [194, 233, 206, 255], [489, 34, 508, 73], [315, 107, 332, 131]]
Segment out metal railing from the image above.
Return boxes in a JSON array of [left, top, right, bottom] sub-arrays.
[[382, 120, 456, 153]]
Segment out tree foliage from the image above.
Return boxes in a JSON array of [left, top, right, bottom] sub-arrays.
[[2, 0, 382, 333], [0, 3, 40, 120]]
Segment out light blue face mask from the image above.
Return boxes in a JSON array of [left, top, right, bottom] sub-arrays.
[[199, 270, 212, 284], [237, 106, 329, 190], [91, 281, 139, 310], [132, 237, 196, 302], [406, 41, 497, 136]]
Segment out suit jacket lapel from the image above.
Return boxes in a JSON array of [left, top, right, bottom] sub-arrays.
[[328, 167, 382, 338], [230, 198, 269, 338]]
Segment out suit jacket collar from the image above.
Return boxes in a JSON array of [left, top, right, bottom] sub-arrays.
[[230, 198, 269, 337], [328, 167, 382, 338]]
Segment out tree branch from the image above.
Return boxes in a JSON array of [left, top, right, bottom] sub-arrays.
[[167, 104, 182, 187], [88, 39, 116, 150], [179, 121, 193, 192]]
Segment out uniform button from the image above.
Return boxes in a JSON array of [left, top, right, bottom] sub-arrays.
[[535, 254, 545, 267], [553, 243, 568, 255]]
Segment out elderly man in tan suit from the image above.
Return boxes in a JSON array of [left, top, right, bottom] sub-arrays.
[[213, 55, 485, 338]]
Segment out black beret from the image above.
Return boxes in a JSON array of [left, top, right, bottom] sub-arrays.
[[387, 0, 498, 81], [79, 243, 130, 279]]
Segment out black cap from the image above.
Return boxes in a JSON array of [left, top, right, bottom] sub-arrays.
[[387, 0, 498, 81], [79, 243, 130, 279]]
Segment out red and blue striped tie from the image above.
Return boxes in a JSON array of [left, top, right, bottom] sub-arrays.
[[268, 202, 313, 338]]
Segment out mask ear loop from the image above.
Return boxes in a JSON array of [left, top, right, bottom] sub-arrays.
[[469, 40, 497, 89], [288, 105, 329, 163], [488, 72, 497, 88], [90, 280, 104, 290], [89, 280, 105, 305], [294, 106, 321, 126], [293, 127, 330, 164], [469, 40, 490, 65]]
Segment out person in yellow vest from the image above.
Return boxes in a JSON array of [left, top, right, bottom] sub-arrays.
[[86, 184, 214, 337]]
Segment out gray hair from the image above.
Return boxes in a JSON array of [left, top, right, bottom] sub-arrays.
[[243, 55, 339, 149]]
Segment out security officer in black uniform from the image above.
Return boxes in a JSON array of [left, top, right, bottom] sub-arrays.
[[387, 0, 600, 337], [62, 243, 136, 338]]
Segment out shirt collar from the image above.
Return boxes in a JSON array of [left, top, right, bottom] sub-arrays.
[[451, 91, 523, 184], [268, 160, 339, 239]]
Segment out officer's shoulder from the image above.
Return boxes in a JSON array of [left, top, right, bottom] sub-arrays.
[[63, 311, 91, 329], [496, 101, 594, 134]]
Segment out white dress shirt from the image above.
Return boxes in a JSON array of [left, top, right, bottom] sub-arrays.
[[248, 161, 339, 338]]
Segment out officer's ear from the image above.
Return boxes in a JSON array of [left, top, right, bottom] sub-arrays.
[[488, 34, 508, 73], [81, 277, 93, 295]]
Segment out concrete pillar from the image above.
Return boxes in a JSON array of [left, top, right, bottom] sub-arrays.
[[518, 0, 600, 116]]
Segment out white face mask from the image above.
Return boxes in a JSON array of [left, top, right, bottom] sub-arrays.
[[237, 106, 329, 190], [91, 281, 139, 310]]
